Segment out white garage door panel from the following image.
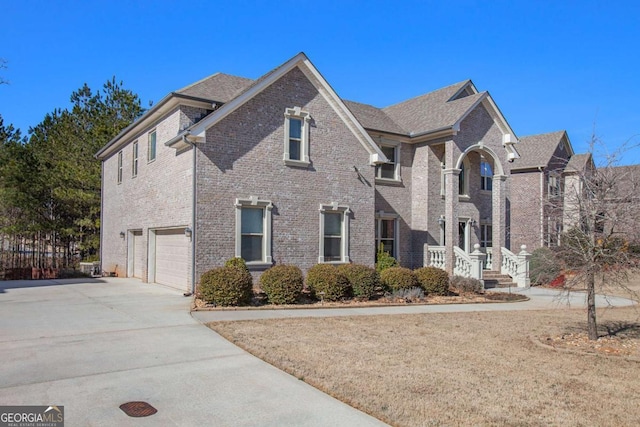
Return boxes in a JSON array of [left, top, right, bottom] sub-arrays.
[[133, 232, 144, 279], [155, 229, 188, 290]]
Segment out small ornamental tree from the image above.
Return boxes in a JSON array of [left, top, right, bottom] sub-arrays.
[[376, 243, 398, 272]]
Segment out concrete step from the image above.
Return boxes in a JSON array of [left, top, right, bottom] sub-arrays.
[[483, 271, 516, 288]]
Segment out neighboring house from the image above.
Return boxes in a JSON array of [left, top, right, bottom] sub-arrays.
[[510, 131, 575, 251], [97, 52, 572, 293]]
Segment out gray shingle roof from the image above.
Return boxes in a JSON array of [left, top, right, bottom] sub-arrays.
[[176, 72, 254, 103], [513, 131, 568, 169], [381, 80, 485, 135], [343, 100, 406, 135], [565, 153, 592, 173]]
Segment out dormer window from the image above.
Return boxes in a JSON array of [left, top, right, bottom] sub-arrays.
[[284, 107, 310, 167]]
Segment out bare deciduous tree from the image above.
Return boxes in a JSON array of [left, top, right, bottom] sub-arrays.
[[552, 136, 640, 339]]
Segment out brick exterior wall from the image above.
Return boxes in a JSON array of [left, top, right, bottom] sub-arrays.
[[510, 170, 543, 251], [194, 66, 376, 282], [101, 105, 206, 291]]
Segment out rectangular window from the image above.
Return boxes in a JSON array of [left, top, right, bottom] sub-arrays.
[[548, 174, 560, 199], [319, 204, 350, 263], [481, 161, 493, 191], [288, 118, 302, 161], [117, 151, 123, 184], [284, 108, 310, 166], [376, 217, 396, 259], [148, 130, 157, 162], [132, 141, 138, 177], [324, 213, 342, 262], [235, 198, 273, 265], [241, 208, 264, 262], [480, 224, 493, 248], [376, 144, 400, 180]]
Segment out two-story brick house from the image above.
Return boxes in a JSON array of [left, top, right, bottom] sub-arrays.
[[97, 52, 572, 292]]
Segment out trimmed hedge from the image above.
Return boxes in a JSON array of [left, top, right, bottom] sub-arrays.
[[450, 275, 483, 293], [338, 264, 379, 299], [415, 266, 450, 295], [380, 267, 418, 291], [199, 266, 253, 306], [306, 264, 350, 301], [259, 265, 304, 304]]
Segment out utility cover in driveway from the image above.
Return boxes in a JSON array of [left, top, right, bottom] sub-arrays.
[[154, 228, 188, 290], [119, 401, 157, 417]]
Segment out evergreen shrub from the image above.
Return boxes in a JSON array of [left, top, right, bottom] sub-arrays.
[[259, 265, 304, 304], [415, 266, 450, 295], [199, 266, 253, 306], [338, 264, 379, 299], [306, 264, 350, 301], [380, 267, 418, 291]]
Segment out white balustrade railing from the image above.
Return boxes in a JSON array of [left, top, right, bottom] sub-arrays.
[[454, 246, 472, 278], [428, 246, 446, 270], [501, 247, 518, 278], [484, 247, 493, 270]]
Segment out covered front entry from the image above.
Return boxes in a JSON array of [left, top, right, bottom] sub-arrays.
[[151, 228, 189, 290]]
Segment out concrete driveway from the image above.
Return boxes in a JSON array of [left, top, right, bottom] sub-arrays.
[[0, 278, 386, 426]]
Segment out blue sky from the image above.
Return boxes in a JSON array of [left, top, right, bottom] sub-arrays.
[[1, 0, 639, 164]]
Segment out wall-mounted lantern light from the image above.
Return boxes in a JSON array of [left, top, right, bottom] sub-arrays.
[[438, 215, 445, 226], [184, 227, 192, 239], [119, 231, 125, 239]]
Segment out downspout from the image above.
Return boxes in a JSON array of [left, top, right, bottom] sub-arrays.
[[184, 133, 197, 295], [538, 166, 545, 247], [100, 161, 104, 275]]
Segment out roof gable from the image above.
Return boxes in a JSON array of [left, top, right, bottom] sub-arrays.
[[380, 80, 517, 141], [188, 53, 386, 165], [513, 131, 573, 170]]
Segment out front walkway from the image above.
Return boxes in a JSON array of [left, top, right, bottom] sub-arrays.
[[192, 287, 637, 322], [0, 278, 386, 426]]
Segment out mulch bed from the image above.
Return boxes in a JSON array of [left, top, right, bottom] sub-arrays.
[[535, 332, 640, 359], [193, 291, 528, 311]]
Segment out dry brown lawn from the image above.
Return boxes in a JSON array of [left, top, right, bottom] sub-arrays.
[[209, 304, 640, 426]]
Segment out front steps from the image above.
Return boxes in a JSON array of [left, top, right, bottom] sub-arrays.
[[483, 271, 516, 288]]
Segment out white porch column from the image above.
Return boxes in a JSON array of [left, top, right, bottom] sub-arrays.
[[444, 168, 460, 275], [492, 174, 507, 272]]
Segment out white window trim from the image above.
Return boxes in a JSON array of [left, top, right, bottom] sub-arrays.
[[376, 211, 399, 259], [318, 203, 351, 263], [284, 107, 311, 167], [132, 141, 139, 178], [148, 130, 157, 163], [375, 140, 401, 183], [440, 161, 446, 197], [117, 151, 123, 184], [235, 197, 273, 267]]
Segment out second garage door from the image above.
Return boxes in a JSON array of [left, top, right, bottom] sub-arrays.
[[154, 228, 189, 290]]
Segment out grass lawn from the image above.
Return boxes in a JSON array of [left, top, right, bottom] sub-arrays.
[[208, 281, 640, 426]]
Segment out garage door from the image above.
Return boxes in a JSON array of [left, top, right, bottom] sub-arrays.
[[133, 231, 144, 278], [155, 228, 189, 290]]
